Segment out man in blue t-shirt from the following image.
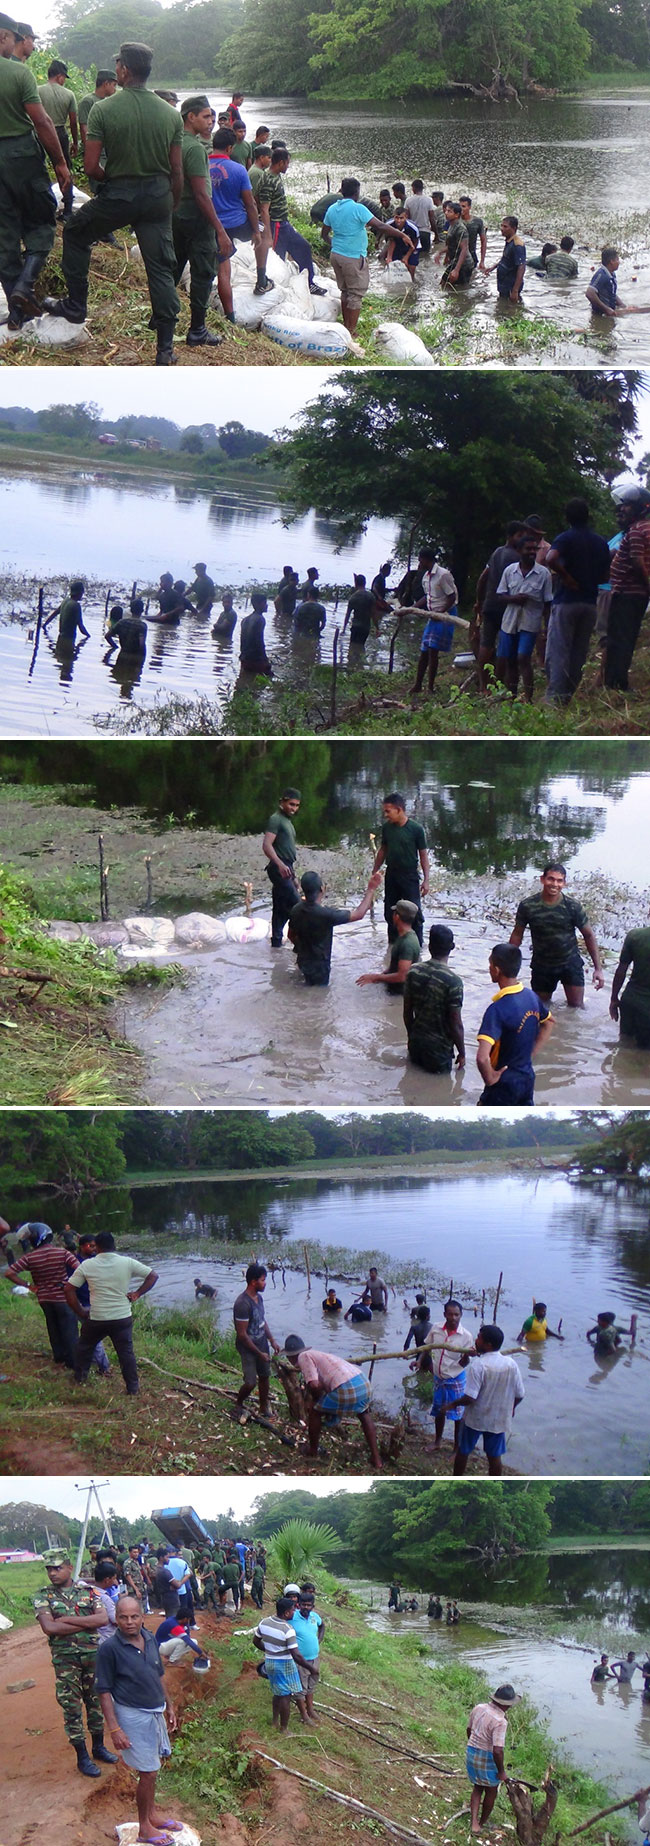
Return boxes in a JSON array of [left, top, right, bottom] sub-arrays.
[[322, 176, 385, 335], [476, 942, 553, 1107], [586, 247, 620, 318], [291, 1591, 324, 1720], [544, 497, 611, 705], [209, 126, 266, 310]]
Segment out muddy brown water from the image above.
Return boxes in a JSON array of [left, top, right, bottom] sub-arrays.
[[192, 87, 650, 366]]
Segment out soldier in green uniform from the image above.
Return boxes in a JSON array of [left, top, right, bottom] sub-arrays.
[[78, 69, 116, 150], [0, 13, 71, 327], [38, 58, 77, 216], [43, 41, 183, 365], [173, 94, 232, 347], [34, 1548, 119, 1778], [124, 1542, 146, 1604]]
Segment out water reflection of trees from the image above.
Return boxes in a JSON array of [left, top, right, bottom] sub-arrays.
[[208, 494, 272, 529], [365, 1548, 650, 1624], [549, 1184, 650, 1293], [3, 740, 650, 847]]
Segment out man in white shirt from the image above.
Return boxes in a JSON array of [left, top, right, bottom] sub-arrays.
[[64, 1230, 158, 1395], [409, 543, 458, 696], [415, 1298, 475, 1452], [495, 528, 552, 701], [453, 1324, 524, 1476]]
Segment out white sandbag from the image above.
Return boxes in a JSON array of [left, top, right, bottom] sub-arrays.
[[130, 243, 144, 264], [173, 912, 228, 950], [279, 266, 316, 321], [225, 915, 270, 943], [314, 290, 340, 322], [12, 1286, 30, 1297], [116, 1826, 200, 1846], [179, 260, 190, 293], [51, 182, 91, 210], [229, 243, 257, 288], [124, 916, 175, 948], [24, 316, 90, 348], [231, 287, 264, 330], [264, 313, 353, 356], [374, 322, 434, 366], [266, 247, 289, 286], [383, 263, 415, 296], [0, 1611, 13, 1630], [118, 945, 170, 959]]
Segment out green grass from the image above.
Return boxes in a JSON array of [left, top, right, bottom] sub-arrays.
[[0, 1559, 44, 1628], [0, 862, 185, 1103]]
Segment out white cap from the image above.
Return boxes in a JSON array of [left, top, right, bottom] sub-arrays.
[[283, 1582, 301, 1596]]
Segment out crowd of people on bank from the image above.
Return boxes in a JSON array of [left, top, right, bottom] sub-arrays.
[[1, 38, 646, 358], [35, 481, 650, 710], [22, 1534, 650, 1844], [1, 1225, 639, 1477]]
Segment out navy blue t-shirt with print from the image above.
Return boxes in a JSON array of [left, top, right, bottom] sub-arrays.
[[478, 982, 551, 1075], [496, 237, 526, 295], [589, 265, 617, 313]]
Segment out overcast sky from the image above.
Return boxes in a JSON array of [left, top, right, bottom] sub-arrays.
[[0, 370, 333, 435], [1, 1476, 372, 1522]]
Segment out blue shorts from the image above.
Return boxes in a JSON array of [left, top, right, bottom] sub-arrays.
[[458, 1424, 507, 1458], [422, 617, 454, 653], [497, 628, 537, 661]]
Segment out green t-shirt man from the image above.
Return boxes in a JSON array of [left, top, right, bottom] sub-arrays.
[[0, 57, 39, 138], [266, 810, 297, 867], [380, 817, 427, 881], [230, 137, 251, 166], [176, 127, 210, 215], [38, 79, 75, 129], [85, 85, 183, 181], [249, 161, 269, 199], [57, 596, 86, 642], [78, 92, 96, 127], [221, 1560, 240, 1589], [618, 927, 650, 997], [388, 927, 420, 992]]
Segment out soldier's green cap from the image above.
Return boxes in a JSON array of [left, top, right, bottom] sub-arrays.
[[0, 14, 19, 32], [43, 1546, 72, 1565], [181, 93, 210, 118]]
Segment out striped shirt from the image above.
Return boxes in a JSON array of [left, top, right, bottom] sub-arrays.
[[254, 1615, 298, 1659], [7, 1246, 78, 1303], [610, 518, 650, 595]]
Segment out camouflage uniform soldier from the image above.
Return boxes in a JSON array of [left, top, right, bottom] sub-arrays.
[[124, 1544, 146, 1604], [34, 1549, 118, 1778]]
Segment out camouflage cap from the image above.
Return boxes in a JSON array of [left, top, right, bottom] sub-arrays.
[[43, 1546, 72, 1566]]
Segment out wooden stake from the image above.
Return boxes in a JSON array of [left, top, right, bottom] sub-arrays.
[[98, 833, 107, 921], [28, 588, 44, 679], [330, 625, 340, 726], [494, 1270, 504, 1319], [566, 1786, 650, 1837], [145, 856, 153, 910], [251, 1751, 435, 1845], [303, 1243, 311, 1290], [369, 1341, 378, 1381]]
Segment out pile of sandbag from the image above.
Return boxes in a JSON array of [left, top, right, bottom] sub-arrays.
[[0, 313, 90, 349], [221, 245, 355, 356], [51, 182, 91, 211]]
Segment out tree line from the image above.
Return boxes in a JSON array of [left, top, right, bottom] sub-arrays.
[[0, 1108, 592, 1198], [0, 401, 269, 462], [4, 1479, 649, 1559], [46, 0, 650, 98]]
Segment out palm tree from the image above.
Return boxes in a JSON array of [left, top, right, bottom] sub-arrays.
[[267, 1518, 342, 1583]]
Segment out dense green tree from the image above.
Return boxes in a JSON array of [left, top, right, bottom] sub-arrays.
[[218, 421, 271, 460], [38, 402, 101, 439], [0, 1113, 126, 1197], [270, 373, 641, 595], [586, 0, 650, 68], [217, 0, 320, 92], [53, 0, 239, 77], [180, 432, 205, 456]]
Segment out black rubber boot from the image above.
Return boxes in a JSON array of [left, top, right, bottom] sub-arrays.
[[155, 321, 178, 365], [42, 295, 87, 323], [186, 324, 223, 346], [7, 252, 46, 328], [91, 1732, 118, 1763], [1, 272, 19, 320], [74, 1742, 101, 1777]]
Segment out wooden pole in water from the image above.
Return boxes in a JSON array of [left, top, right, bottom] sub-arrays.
[[28, 588, 44, 678], [330, 625, 340, 726], [481, 1289, 486, 1318], [303, 1243, 311, 1290], [388, 618, 401, 673], [369, 1341, 377, 1381], [494, 1270, 504, 1320]]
